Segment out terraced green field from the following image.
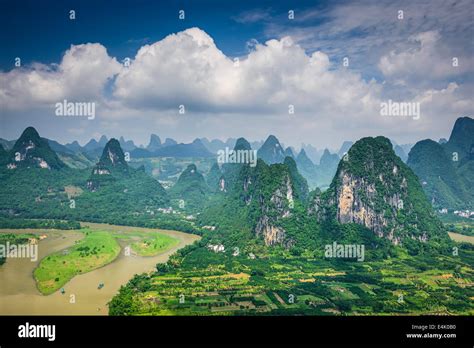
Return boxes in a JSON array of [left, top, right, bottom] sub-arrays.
[[110, 241, 474, 315]]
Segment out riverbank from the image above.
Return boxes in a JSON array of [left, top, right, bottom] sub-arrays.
[[0, 223, 200, 315]]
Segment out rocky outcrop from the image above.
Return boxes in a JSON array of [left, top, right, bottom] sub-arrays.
[[335, 171, 403, 245], [257, 135, 285, 164], [99, 139, 128, 168], [7, 127, 65, 170], [255, 215, 286, 246], [240, 162, 296, 246], [86, 139, 127, 191], [219, 177, 226, 192], [219, 138, 253, 193], [206, 162, 222, 192], [314, 136, 447, 245]]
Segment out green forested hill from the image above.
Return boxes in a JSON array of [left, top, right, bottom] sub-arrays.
[[407, 117, 473, 209], [109, 138, 471, 316], [319, 136, 449, 253], [444, 116, 474, 161], [0, 132, 169, 224], [0, 144, 8, 165], [2, 126, 472, 317], [206, 162, 222, 191], [7, 127, 65, 170], [408, 139, 470, 209], [169, 164, 209, 211]]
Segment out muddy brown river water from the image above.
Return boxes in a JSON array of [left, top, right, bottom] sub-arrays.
[[0, 222, 200, 315]]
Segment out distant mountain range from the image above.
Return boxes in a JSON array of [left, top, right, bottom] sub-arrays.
[[1, 119, 469, 319], [0, 116, 471, 210], [1, 133, 215, 161], [0, 132, 347, 168], [337, 141, 353, 157], [151, 139, 213, 158], [2, 118, 470, 250], [199, 133, 449, 251]]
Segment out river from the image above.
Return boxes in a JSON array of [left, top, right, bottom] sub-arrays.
[[0, 222, 200, 315]]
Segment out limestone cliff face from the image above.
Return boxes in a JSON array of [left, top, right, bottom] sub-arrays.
[[255, 215, 286, 246], [99, 138, 128, 168], [86, 139, 126, 191], [86, 164, 112, 191], [254, 176, 294, 246], [313, 136, 447, 245], [335, 171, 404, 245], [7, 127, 65, 170], [219, 177, 226, 192], [307, 190, 322, 218], [239, 161, 297, 246], [255, 176, 294, 245]]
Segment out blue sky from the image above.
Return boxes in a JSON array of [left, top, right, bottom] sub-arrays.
[[0, 0, 473, 149], [1, 0, 324, 68]]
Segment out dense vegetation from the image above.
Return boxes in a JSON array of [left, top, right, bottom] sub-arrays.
[[0, 233, 34, 265], [1, 123, 473, 316], [408, 139, 472, 209], [324, 136, 449, 248], [169, 164, 210, 212], [0, 218, 80, 230], [109, 237, 474, 315], [109, 135, 473, 316], [407, 116, 474, 209]]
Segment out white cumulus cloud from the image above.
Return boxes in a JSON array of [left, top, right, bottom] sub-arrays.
[[113, 27, 381, 118], [0, 27, 472, 148], [0, 43, 121, 109]]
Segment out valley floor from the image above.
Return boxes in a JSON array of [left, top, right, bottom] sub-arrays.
[[1, 221, 472, 316], [110, 233, 474, 316]]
